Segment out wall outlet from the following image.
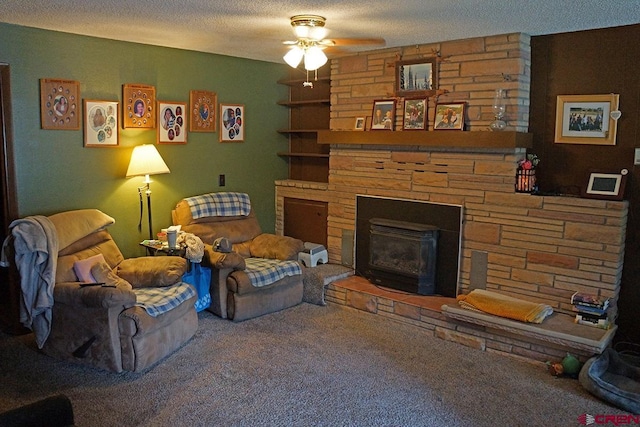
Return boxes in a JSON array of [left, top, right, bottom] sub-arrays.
[[219, 174, 225, 186], [635, 149, 640, 165]]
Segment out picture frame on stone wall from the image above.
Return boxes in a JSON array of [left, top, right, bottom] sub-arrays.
[[370, 100, 395, 130], [434, 103, 465, 130], [395, 58, 437, 97], [354, 117, 365, 131], [554, 94, 620, 145], [402, 98, 427, 130]]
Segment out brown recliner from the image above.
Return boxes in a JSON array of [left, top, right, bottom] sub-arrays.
[[8, 209, 197, 373], [172, 192, 304, 322]]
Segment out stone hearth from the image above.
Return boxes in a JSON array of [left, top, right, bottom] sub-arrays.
[[326, 275, 615, 363]]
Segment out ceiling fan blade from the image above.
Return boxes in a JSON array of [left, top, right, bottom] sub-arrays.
[[283, 40, 298, 45], [329, 38, 386, 46]]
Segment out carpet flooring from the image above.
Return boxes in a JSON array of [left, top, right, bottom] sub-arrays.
[[0, 303, 629, 426]]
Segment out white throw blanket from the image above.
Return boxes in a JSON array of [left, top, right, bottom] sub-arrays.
[[6, 216, 58, 348]]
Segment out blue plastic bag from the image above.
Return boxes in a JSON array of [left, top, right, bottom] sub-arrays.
[[181, 263, 211, 312]]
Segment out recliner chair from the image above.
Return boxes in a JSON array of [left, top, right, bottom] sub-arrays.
[[7, 209, 197, 373], [172, 192, 304, 322]]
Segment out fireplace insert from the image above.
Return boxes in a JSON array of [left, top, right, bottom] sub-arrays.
[[366, 218, 438, 295]]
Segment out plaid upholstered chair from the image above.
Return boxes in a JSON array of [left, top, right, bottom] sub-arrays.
[[7, 209, 198, 372], [172, 192, 304, 322]]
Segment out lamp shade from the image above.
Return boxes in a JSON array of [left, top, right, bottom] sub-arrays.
[[283, 46, 304, 68], [304, 46, 328, 71], [126, 144, 170, 178]]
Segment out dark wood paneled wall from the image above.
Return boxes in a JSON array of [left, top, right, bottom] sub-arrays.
[[530, 24, 640, 345]]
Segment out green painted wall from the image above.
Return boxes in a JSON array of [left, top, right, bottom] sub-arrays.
[[0, 23, 290, 257]]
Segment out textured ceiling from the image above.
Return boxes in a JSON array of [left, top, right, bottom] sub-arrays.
[[0, 0, 638, 63]]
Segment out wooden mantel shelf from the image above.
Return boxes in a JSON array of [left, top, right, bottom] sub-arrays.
[[317, 130, 532, 149]]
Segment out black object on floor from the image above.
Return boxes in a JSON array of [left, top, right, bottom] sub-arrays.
[[0, 394, 75, 427]]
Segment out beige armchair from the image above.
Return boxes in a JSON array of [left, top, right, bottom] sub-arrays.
[[172, 192, 304, 322], [8, 209, 197, 373]]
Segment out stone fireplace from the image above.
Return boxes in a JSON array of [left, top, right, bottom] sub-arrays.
[[275, 136, 627, 362], [274, 31, 627, 362], [276, 132, 628, 320]]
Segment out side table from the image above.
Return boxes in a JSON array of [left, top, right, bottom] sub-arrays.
[[140, 240, 211, 312], [140, 239, 185, 257]]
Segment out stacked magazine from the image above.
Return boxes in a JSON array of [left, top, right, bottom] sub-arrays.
[[571, 292, 610, 329]]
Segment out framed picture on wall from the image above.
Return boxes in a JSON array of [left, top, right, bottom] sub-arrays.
[[219, 104, 244, 142], [554, 94, 620, 145], [157, 101, 187, 144], [395, 58, 437, 97], [83, 100, 119, 147], [189, 90, 216, 132], [403, 98, 427, 130], [40, 78, 80, 130], [434, 103, 465, 130], [354, 117, 365, 130], [370, 100, 395, 130], [123, 83, 156, 129]]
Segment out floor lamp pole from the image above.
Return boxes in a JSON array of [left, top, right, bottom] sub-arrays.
[[144, 175, 153, 241], [146, 187, 153, 241]]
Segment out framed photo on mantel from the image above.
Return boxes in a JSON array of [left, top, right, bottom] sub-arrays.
[[370, 99, 395, 130], [434, 103, 465, 130]]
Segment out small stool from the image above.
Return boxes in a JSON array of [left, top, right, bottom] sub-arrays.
[[298, 242, 328, 267]]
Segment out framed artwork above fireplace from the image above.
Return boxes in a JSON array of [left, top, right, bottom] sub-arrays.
[[395, 58, 438, 97]]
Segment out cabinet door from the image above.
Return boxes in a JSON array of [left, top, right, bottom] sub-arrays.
[[284, 198, 327, 246]]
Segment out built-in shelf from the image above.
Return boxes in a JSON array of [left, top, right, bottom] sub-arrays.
[[277, 68, 330, 184], [277, 152, 330, 158], [277, 99, 331, 107], [317, 130, 533, 148]]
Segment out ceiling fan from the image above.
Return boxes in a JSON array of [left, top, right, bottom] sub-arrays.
[[283, 15, 385, 74]]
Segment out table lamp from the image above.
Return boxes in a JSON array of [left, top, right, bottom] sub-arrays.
[[126, 144, 170, 240]]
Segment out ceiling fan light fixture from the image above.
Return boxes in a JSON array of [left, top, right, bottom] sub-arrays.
[[283, 46, 304, 68], [290, 14, 327, 41], [304, 45, 327, 71], [307, 26, 327, 41], [293, 25, 310, 39]]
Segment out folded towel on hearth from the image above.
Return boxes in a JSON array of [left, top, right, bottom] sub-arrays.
[[457, 289, 553, 324]]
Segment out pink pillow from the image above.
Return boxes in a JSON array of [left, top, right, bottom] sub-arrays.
[[73, 254, 106, 282]]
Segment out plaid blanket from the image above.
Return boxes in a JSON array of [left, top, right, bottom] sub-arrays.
[[244, 258, 302, 288], [133, 283, 196, 317], [184, 192, 251, 220]]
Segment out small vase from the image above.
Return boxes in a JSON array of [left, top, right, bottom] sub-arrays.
[[490, 88, 507, 131], [515, 168, 536, 193]]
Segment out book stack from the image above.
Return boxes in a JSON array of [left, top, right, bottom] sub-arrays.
[[571, 292, 610, 329]]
